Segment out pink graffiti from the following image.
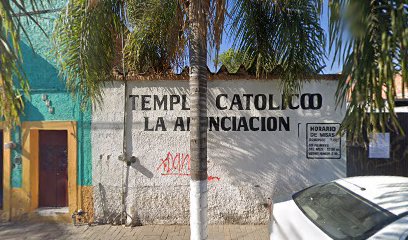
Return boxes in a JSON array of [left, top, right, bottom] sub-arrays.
[[208, 176, 220, 181], [156, 152, 191, 176], [156, 152, 220, 181]]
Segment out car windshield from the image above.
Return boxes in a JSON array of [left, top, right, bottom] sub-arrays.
[[293, 183, 396, 240]]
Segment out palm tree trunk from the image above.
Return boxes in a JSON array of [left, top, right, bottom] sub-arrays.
[[189, 0, 208, 239]]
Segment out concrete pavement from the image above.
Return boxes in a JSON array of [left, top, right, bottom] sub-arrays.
[[0, 222, 268, 240]]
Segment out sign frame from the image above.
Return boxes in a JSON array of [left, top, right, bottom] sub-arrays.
[[306, 123, 341, 159]]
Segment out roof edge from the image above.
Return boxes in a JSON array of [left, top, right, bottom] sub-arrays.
[[113, 67, 341, 81]]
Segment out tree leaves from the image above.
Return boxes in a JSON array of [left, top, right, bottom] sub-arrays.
[[329, 0, 408, 141], [125, 0, 187, 73], [0, 0, 48, 126], [52, 0, 122, 109], [216, 48, 253, 73], [10, 0, 406, 146], [229, 0, 325, 96]]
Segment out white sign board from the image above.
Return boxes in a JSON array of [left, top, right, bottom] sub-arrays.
[[368, 133, 390, 159], [306, 123, 341, 159]]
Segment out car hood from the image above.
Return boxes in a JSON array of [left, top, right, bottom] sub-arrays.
[[270, 200, 332, 240]]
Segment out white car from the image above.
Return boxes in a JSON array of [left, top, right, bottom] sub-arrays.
[[270, 176, 408, 240]]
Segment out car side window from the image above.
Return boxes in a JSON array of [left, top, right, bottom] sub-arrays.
[[293, 183, 396, 240]]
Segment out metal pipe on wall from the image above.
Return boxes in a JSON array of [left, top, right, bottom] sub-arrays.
[[120, 16, 129, 226]]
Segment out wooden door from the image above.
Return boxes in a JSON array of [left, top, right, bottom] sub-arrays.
[[39, 130, 68, 207]]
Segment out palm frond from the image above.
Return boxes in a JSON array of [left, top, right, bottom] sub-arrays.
[[53, 0, 121, 109], [125, 0, 187, 73], [0, 0, 52, 126], [330, 0, 408, 141], [229, 0, 325, 95], [208, 0, 228, 66], [216, 48, 253, 73]]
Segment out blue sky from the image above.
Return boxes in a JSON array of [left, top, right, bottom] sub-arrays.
[[217, 0, 343, 74]]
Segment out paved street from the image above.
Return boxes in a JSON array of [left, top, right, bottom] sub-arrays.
[[0, 222, 268, 240]]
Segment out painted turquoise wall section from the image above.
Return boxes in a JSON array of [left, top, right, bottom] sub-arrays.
[[11, 127, 22, 188], [11, 1, 92, 187]]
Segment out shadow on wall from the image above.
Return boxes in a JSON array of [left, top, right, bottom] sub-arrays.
[[21, 98, 46, 122], [92, 81, 346, 224], [20, 42, 64, 90], [96, 183, 141, 225], [124, 89, 153, 225], [19, 42, 62, 120], [205, 87, 346, 203], [93, 87, 154, 225]]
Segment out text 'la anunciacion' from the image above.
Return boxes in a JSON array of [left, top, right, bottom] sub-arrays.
[[129, 93, 323, 132]]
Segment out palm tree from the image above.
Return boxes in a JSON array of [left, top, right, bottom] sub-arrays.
[[3, 0, 408, 238], [0, 0, 47, 126], [188, 1, 210, 238], [7, 0, 324, 239], [329, 0, 408, 141]]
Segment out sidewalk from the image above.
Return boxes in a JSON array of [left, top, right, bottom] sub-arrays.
[[0, 222, 268, 240]]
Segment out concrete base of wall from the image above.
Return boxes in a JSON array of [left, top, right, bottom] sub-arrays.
[[93, 184, 270, 225]]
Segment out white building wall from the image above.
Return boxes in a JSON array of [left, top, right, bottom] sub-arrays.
[[91, 79, 346, 224]]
